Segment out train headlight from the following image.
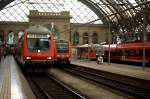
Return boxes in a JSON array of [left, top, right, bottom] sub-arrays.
[[47, 57, 52, 60], [26, 57, 31, 59]]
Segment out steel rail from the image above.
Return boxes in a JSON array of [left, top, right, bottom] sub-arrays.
[[62, 64, 150, 99], [28, 73, 86, 99]]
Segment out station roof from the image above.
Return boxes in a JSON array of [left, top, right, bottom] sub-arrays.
[[0, 0, 150, 29]]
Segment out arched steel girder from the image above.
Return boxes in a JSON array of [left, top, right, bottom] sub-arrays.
[[135, 0, 150, 7], [119, 0, 137, 30], [99, 0, 120, 23], [78, 0, 140, 29], [0, 0, 113, 25], [99, 0, 131, 28], [0, 0, 15, 10], [106, 0, 126, 20], [78, 0, 108, 24], [114, 0, 135, 31], [0, 0, 150, 29], [132, 1, 150, 31], [106, 0, 138, 30], [119, 0, 136, 22], [78, 0, 129, 27], [104, 0, 131, 28]]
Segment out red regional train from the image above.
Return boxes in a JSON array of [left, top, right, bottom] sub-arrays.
[[103, 42, 150, 64], [76, 44, 98, 60], [56, 39, 72, 64], [15, 25, 57, 68], [76, 42, 150, 65]]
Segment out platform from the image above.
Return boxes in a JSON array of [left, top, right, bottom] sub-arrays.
[[71, 60, 150, 81], [0, 56, 36, 99]]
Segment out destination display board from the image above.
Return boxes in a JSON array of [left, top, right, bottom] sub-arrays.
[[27, 34, 50, 38]]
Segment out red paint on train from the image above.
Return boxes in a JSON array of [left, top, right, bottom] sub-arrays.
[[56, 39, 72, 64], [15, 25, 57, 67]]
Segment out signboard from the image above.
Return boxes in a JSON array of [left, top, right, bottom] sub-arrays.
[[27, 34, 50, 38]]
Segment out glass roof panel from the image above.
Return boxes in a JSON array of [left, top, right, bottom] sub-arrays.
[[128, 0, 138, 6], [0, 0, 102, 24], [93, 0, 114, 15]]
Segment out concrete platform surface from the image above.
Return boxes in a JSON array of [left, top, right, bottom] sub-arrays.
[[50, 68, 132, 99], [0, 56, 36, 99], [71, 60, 150, 81]]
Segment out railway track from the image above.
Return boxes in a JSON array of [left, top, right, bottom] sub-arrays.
[[61, 64, 150, 99], [27, 73, 86, 99]]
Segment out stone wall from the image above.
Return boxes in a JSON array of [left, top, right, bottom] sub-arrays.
[[0, 22, 28, 43], [0, 10, 109, 45]]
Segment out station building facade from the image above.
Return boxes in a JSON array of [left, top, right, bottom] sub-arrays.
[[0, 10, 109, 45]]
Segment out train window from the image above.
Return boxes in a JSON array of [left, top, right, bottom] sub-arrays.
[[135, 50, 140, 56], [139, 50, 143, 57], [77, 47, 93, 56], [82, 47, 88, 52], [134, 49, 150, 57], [27, 38, 50, 52], [146, 49, 150, 57], [131, 50, 135, 56], [56, 43, 68, 53], [125, 50, 136, 56], [111, 50, 121, 55]]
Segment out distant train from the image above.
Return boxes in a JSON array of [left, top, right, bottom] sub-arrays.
[[76, 42, 150, 65], [14, 25, 57, 68], [76, 44, 96, 59], [103, 42, 150, 65], [56, 39, 72, 64]]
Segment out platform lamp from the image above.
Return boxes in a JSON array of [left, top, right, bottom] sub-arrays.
[[108, 21, 111, 65], [140, 9, 150, 70], [142, 14, 147, 70], [107, 17, 115, 65]]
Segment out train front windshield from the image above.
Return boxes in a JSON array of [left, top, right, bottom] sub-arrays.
[[27, 34, 50, 52], [56, 43, 68, 53]]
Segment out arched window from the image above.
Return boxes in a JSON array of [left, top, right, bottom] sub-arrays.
[[73, 32, 79, 45], [7, 31, 14, 45], [92, 32, 98, 44], [83, 32, 88, 44], [18, 31, 24, 39]]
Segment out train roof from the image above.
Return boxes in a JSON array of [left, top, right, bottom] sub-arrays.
[[76, 44, 90, 47], [102, 44, 117, 48], [26, 25, 51, 34], [77, 42, 150, 50], [117, 42, 150, 49], [76, 44, 101, 48]]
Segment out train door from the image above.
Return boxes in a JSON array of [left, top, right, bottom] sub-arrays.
[[89, 47, 96, 59], [121, 50, 125, 60]]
